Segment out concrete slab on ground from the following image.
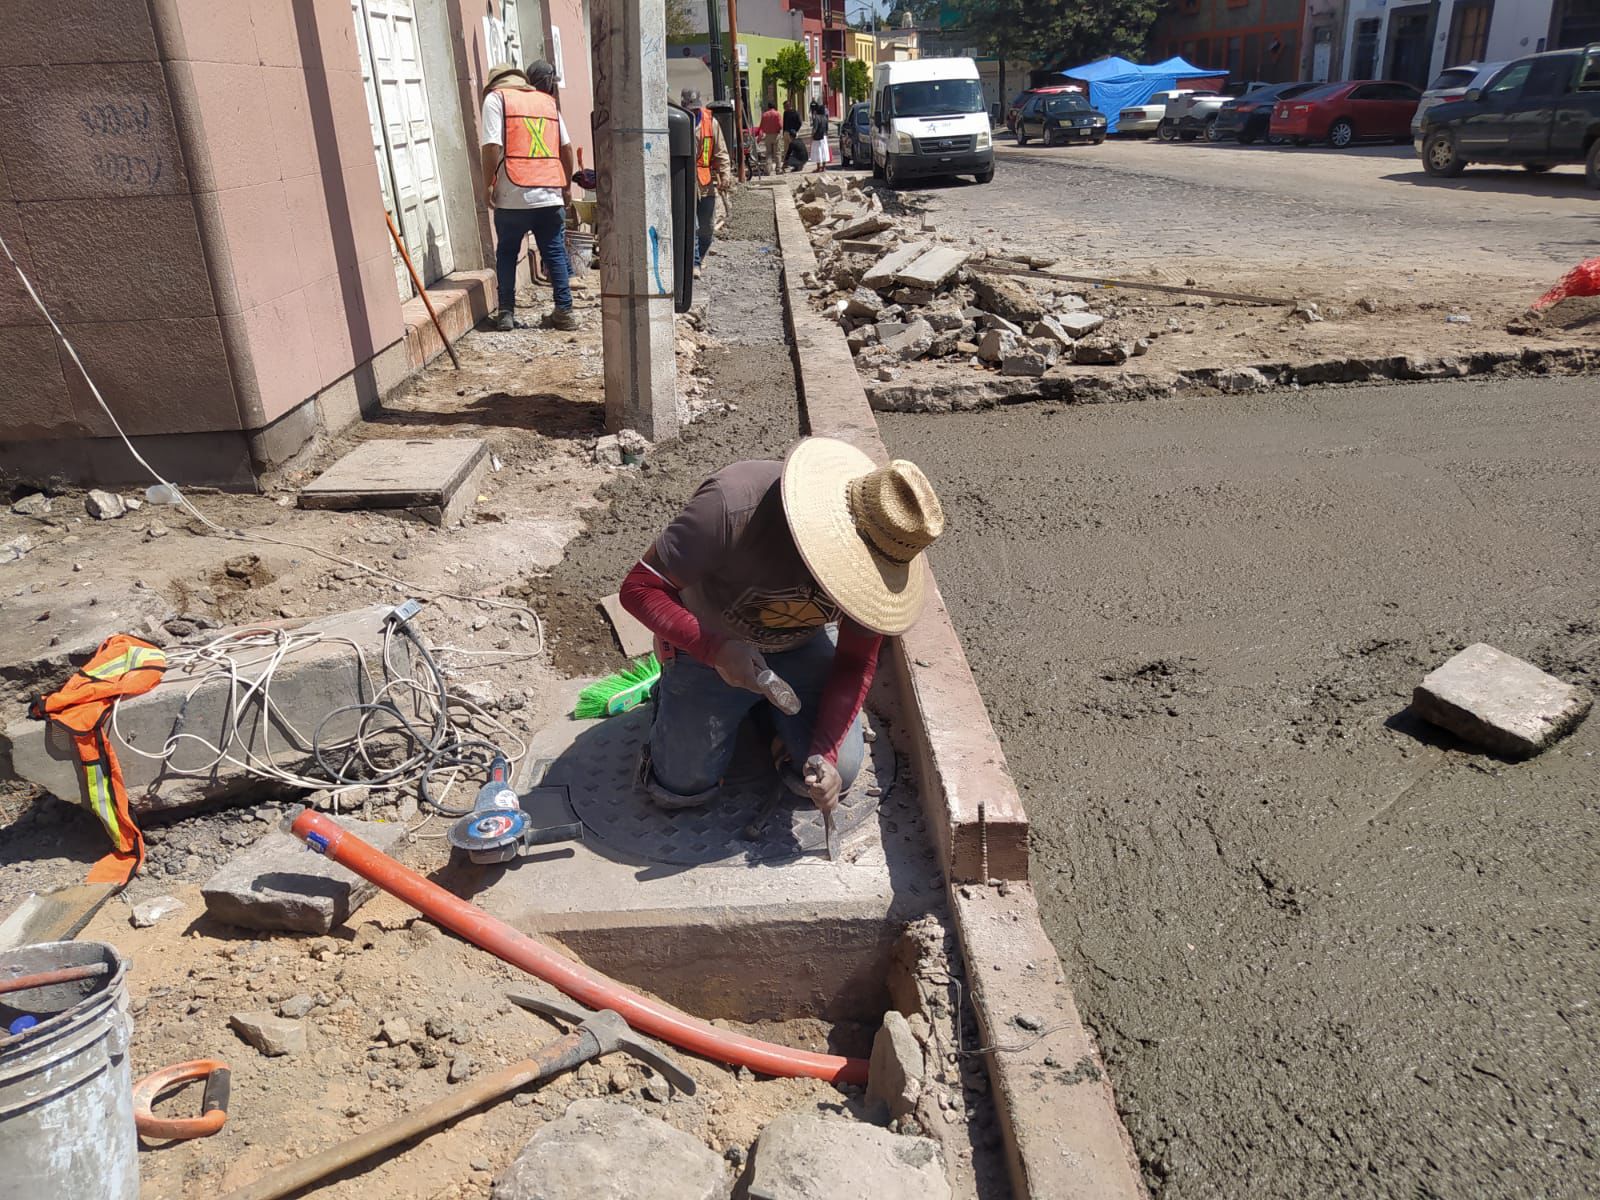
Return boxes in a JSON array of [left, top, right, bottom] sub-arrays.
[[1413, 642, 1592, 757], [0, 586, 167, 692], [462, 686, 939, 1022], [298, 438, 489, 525], [598, 593, 654, 658]]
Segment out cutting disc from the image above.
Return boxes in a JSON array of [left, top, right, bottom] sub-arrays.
[[448, 808, 528, 852]]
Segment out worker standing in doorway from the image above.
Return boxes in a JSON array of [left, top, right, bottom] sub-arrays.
[[681, 89, 732, 279], [481, 61, 578, 332]]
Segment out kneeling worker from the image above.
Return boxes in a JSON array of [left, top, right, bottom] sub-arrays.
[[619, 437, 945, 817]]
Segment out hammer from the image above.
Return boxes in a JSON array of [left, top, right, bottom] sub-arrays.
[[216, 992, 694, 1200]]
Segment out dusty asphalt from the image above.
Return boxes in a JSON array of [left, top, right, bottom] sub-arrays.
[[884, 377, 1599, 1199]]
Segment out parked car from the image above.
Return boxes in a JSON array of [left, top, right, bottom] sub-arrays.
[[1116, 89, 1192, 136], [839, 101, 872, 166], [1167, 81, 1270, 141], [1006, 85, 1085, 135], [1212, 81, 1319, 143], [1419, 46, 1600, 186], [1269, 80, 1421, 147], [1412, 61, 1505, 137], [1015, 92, 1108, 146]]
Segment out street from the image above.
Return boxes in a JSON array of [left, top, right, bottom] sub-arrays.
[[886, 374, 1600, 1199], [940, 138, 1597, 289]]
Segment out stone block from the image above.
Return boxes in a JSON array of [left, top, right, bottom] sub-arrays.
[[202, 816, 408, 934], [1412, 643, 1592, 758], [923, 309, 965, 333], [1001, 351, 1049, 377], [844, 287, 883, 319], [971, 274, 1045, 324], [862, 241, 931, 290], [976, 328, 1016, 364], [976, 312, 1022, 335], [882, 318, 935, 362], [1073, 337, 1129, 366], [1056, 311, 1105, 338], [1028, 317, 1073, 348], [1215, 366, 1270, 393], [492, 1099, 727, 1200], [893, 247, 969, 290], [866, 1011, 924, 1119], [748, 1112, 949, 1200], [3, 605, 408, 814], [230, 1010, 307, 1056], [834, 213, 893, 240], [797, 202, 827, 226]]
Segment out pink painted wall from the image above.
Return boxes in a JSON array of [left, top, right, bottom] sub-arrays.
[[0, 0, 405, 446], [543, 0, 596, 172]]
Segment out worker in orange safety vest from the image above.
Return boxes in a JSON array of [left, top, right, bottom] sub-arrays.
[[680, 89, 732, 279], [481, 61, 579, 333], [29, 633, 168, 883]]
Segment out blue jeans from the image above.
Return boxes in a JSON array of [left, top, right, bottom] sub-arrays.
[[646, 627, 866, 805], [694, 194, 716, 266], [494, 204, 571, 312]]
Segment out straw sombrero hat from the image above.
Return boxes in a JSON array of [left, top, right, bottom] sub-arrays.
[[781, 438, 945, 636]]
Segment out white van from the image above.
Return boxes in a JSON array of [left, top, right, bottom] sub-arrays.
[[871, 57, 994, 187]]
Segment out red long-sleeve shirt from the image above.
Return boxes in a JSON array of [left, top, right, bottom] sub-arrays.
[[619, 559, 879, 764]]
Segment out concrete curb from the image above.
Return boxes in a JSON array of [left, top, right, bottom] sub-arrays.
[[771, 183, 1147, 1200]]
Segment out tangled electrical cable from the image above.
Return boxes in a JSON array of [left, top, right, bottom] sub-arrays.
[[111, 610, 527, 818]]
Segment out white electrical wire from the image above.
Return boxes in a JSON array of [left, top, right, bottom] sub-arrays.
[[0, 227, 548, 655]]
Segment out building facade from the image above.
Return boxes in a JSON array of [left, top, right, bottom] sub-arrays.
[[1150, 0, 1310, 84], [0, 0, 594, 489], [1338, 0, 1598, 88]]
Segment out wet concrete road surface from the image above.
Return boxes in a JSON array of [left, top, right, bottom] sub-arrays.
[[884, 376, 1600, 1199]]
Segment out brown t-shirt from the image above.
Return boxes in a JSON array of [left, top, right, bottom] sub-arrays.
[[653, 460, 842, 652]]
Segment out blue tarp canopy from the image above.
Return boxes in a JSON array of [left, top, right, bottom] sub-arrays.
[[1056, 55, 1225, 131]]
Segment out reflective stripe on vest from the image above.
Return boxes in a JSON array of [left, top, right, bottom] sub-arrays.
[[697, 108, 714, 188], [499, 88, 566, 189], [29, 633, 167, 882]]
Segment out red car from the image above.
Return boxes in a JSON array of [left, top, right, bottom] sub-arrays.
[[1268, 80, 1422, 148], [1006, 85, 1085, 135]]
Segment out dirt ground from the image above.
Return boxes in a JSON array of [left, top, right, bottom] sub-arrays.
[[870, 139, 1600, 386], [884, 376, 1600, 1199]]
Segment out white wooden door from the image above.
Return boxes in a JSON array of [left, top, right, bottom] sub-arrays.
[[352, 0, 453, 297]]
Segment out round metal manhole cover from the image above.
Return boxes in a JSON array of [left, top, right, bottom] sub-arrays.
[[544, 707, 895, 867]]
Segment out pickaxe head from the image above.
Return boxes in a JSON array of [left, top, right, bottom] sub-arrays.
[[506, 990, 697, 1096]]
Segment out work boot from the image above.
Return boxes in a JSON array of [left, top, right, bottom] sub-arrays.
[[491, 309, 515, 332], [547, 307, 579, 332]]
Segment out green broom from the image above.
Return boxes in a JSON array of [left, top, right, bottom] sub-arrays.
[[573, 654, 661, 719]]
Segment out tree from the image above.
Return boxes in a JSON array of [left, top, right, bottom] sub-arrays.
[[945, 0, 1162, 69], [665, 0, 696, 41], [829, 58, 871, 103], [768, 43, 814, 105]]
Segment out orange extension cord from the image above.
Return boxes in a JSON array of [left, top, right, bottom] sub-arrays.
[[290, 810, 870, 1085]]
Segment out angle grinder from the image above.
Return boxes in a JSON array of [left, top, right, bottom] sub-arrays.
[[446, 754, 583, 865]]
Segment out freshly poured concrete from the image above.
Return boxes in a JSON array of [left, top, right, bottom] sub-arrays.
[[465, 692, 940, 1022]]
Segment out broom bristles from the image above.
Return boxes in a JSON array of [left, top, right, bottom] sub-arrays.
[[573, 654, 661, 720]]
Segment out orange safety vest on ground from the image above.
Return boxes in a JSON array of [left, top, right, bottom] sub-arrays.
[[498, 88, 566, 189], [30, 634, 167, 883], [696, 108, 715, 188]]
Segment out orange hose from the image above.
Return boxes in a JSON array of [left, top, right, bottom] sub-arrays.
[[290, 811, 869, 1085]]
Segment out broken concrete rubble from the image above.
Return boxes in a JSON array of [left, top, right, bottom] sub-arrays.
[[971, 275, 1045, 324], [1055, 310, 1106, 338], [893, 247, 969, 290], [1001, 350, 1050, 377], [976, 329, 1016, 364], [748, 1112, 950, 1200], [201, 816, 408, 934], [85, 489, 128, 519], [491, 1100, 727, 1200], [866, 1011, 924, 1120], [11, 492, 51, 517], [862, 242, 931, 291], [1412, 643, 1592, 758], [230, 1010, 308, 1057], [882, 318, 935, 362]]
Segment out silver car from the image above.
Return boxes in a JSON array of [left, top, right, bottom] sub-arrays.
[[1411, 61, 1504, 138], [1117, 89, 1192, 136]]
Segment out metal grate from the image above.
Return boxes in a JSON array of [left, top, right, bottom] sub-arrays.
[[916, 134, 975, 155], [545, 708, 896, 867]]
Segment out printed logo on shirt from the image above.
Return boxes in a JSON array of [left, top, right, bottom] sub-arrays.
[[725, 585, 840, 648]]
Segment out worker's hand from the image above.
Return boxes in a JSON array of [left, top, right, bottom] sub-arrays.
[[483, 183, 495, 209], [711, 641, 769, 694], [803, 754, 841, 815]]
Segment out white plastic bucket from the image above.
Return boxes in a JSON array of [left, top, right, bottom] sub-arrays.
[[0, 942, 137, 1200]]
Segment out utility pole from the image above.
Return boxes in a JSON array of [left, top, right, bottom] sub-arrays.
[[591, 0, 678, 439], [706, 0, 727, 101], [728, 0, 746, 179]]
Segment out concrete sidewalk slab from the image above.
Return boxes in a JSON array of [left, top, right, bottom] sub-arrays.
[[298, 438, 488, 526], [1413, 642, 1592, 757]]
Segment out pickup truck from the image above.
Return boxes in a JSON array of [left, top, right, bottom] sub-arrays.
[[1161, 81, 1269, 142], [1418, 45, 1600, 186]]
